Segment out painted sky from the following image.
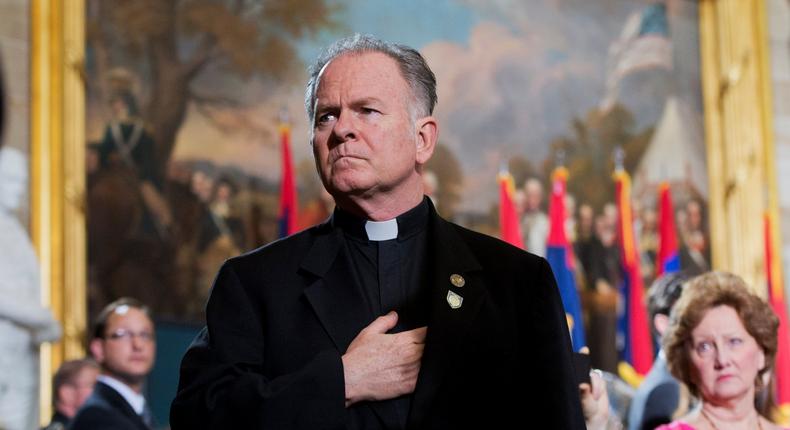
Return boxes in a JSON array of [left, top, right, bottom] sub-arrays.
[[162, 0, 704, 212]]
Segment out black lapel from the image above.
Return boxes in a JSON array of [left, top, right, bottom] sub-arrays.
[[94, 381, 151, 430], [301, 226, 373, 353], [407, 209, 487, 428]]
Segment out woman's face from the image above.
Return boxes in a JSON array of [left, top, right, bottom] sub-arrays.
[[689, 305, 765, 403]]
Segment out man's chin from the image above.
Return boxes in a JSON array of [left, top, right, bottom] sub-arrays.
[[107, 367, 152, 386], [327, 178, 374, 196]]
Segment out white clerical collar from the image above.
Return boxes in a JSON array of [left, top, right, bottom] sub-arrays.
[[98, 374, 146, 414], [365, 218, 398, 241]]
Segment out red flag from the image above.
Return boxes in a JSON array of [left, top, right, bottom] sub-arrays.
[[546, 169, 568, 247], [656, 182, 680, 276], [498, 171, 524, 248], [547, 168, 575, 269], [765, 212, 790, 416], [614, 169, 653, 376], [278, 122, 298, 237]]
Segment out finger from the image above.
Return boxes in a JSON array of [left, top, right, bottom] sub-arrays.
[[590, 370, 604, 399], [365, 311, 399, 334], [578, 346, 590, 355]]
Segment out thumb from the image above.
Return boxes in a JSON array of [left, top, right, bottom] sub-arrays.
[[366, 311, 399, 334]]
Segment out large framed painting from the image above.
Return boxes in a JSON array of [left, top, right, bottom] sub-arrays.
[[31, 0, 781, 423], [77, 0, 719, 324]]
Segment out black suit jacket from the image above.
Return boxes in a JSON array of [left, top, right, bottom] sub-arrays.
[[69, 381, 151, 430], [171, 202, 585, 429], [41, 411, 69, 430]]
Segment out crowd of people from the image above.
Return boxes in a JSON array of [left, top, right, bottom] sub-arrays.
[[36, 299, 158, 430], [26, 268, 785, 430], [511, 175, 711, 375]]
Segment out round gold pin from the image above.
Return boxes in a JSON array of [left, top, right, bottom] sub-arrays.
[[450, 274, 465, 288]]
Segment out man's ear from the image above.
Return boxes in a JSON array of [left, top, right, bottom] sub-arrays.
[[654, 314, 670, 337], [89, 338, 105, 364], [415, 116, 438, 165]]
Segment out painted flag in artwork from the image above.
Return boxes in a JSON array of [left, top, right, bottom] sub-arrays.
[[546, 167, 586, 350], [601, 2, 673, 111], [614, 168, 653, 377], [764, 212, 790, 421], [498, 170, 524, 248], [278, 121, 298, 237], [656, 181, 680, 276]]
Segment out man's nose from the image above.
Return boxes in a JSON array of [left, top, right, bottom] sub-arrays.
[[131, 334, 147, 349], [332, 111, 357, 141]]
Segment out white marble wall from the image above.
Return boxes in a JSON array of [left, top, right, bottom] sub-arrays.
[[768, 0, 790, 291]]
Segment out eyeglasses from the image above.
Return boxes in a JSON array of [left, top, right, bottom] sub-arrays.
[[105, 329, 155, 343]]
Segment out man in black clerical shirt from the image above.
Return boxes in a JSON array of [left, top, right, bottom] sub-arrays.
[[336, 199, 431, 331], [335, 198, 433, 425], [171, 34, 585, 429]]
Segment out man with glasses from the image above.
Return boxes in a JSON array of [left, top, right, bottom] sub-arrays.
[[70, 298, 156, 430]]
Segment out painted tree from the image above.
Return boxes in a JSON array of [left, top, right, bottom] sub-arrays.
[[87, 0, 340, 172], [507, 155, 538, 191], [543, 104, 653, 213]]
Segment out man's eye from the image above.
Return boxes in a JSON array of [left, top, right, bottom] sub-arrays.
[[361, 107, 379, 115], [317, 113, 336, 124]]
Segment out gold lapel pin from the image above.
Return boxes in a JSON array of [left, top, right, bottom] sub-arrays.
[[450, 274, 465, 288], [446, 290, 463, 309]]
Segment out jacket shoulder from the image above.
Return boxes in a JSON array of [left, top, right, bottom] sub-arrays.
[[70, 404, 125, 429], [224, 222, 330, 270], [446, 221, 546, 268]]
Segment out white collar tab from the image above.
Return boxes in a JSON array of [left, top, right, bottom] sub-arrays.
[[365, 218, 398, 241]]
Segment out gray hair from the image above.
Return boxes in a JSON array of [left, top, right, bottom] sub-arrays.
[[304, 34, 437, 127]]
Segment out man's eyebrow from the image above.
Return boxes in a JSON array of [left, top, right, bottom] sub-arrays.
[[314, 100, 336, 111], [315, 96, 385, 115], [350, 96, 384, 107]]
